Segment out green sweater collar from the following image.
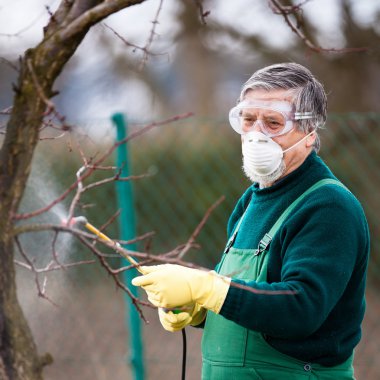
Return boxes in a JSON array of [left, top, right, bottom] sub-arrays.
[[250, 151, 333, 199]]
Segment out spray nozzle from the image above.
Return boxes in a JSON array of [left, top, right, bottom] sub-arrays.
[[65, 215, 144, 273], [61, 216, 88, 228]]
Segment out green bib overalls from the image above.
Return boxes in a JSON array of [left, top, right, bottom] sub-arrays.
[[201, 179, 355, 380]]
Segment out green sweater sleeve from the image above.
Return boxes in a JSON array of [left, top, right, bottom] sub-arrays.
[[220, 185, 369, 340]]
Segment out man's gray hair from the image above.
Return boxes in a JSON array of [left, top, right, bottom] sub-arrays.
[[240, 62, 327, 152]]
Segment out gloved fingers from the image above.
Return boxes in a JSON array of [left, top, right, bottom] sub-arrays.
[[146, 289, 189, 309], [138, 264, 172, 274], [132, 264, 196, 287], [133, 264, 223, 309], [133, 281, 175, 308], [158, 308, 192, 332], [176, 304, 196, 313], [131, 272, 157, 287], [132, 266, 171, 287], [159, 309, 191, 324], [139, 264, 188, 275], [137, 265, 159, 274], [190, 304, 207, 326], [132, 285, 170, 309], [147, 292, 164, 308], [162, 303, 195, 315]]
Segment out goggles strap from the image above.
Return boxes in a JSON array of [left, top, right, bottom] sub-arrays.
[[294, 112, 314, 120]]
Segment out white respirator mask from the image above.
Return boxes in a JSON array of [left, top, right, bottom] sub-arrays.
[[229, 99, 315, 177], [242, 131, 315, 176]]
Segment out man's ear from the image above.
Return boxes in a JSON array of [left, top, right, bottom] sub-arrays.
[[305, 131, 317, 148]]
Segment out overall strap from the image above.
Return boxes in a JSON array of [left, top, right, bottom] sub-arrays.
[[257, 178, 349, 254], [224, 204, 250, 254]]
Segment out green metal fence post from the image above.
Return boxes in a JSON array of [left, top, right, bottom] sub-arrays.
[[112, 113, 145, 380]]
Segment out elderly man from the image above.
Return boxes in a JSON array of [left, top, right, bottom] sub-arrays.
[[132, 63, 370, 379]]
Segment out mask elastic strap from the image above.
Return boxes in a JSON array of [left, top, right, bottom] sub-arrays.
[[282, 130, 315, 153]]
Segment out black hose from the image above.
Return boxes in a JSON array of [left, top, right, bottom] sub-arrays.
[[181, 328, 187, 380]]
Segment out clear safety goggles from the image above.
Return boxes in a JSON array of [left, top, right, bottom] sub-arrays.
[[229, 100, 314, 137]]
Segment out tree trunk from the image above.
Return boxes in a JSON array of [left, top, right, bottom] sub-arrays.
[[0, 1, 146, 377], [0, 46, 49, 379], [0, 45, 69, 379]]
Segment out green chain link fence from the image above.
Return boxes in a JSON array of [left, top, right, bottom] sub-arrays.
[[127, 114, 379, 273], [16, 113, 380, 379]]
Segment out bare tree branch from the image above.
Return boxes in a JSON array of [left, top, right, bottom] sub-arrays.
[[26, 59, 69, 128], [14, 210, 297, 307], [138, 0, 164, 70], [14, 259, 96, 273], [14, 237, 59, 306], [57, 0, 147, 42], [83, 171, 152, 192], [51, 231, 62, 266], [268, 0, 368, 54], [102, 0, 167, 70], [0, 58, 19, 72], [66, 166, 86, 223], [49, 0, 75, 26], [76, 234, 150, 322], [92, 210, 122, 246], [0, 106, 12, 115], [14, 112, 194, 221], [178, 195, 225, 259], [102, 23, 152, 54], [0, 7, 49, 39], [193, 0, 211, 25]]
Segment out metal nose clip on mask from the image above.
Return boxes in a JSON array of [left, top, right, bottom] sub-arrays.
[[242, 131, 315, 176]]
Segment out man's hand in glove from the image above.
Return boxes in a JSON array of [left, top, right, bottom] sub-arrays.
[[158, 303, 206, 332], [132, 264, 231, 314]]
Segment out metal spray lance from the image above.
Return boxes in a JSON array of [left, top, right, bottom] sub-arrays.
[[68, 216, 187, 378], [68, 217, 182, 314], [68, 216, 144, 274]]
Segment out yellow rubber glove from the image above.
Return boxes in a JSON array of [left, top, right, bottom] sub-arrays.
[[158, 303, 206, 332], [158, 309, 192, 332], [132, 264, 231, 314]]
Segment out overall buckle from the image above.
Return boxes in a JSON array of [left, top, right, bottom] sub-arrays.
[[256, 233, 272, 255]]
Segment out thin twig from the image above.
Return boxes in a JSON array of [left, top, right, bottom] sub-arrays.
[[86, 164, 117, 171], [138, 0, 164, 70], [0, 58, 19, 72], [26, 59, 69, 125], [51, 231, 62, 266], [0, 106, 13, 115], [14, 259, 96, 272], [14, 237, 59, 306], [178, 196, 225, 259], [76, 235, 151, 322], [65, 166, 85, 224], [102, 23, 148, 52], [0, 7, 49, 38], [119, 231, 156, 246], [97, 209, 121, 236], [39, 132, 67, 141], [102, 0, 165, 70], [192, 0, 211, 25], [268, 0, 368, 54], [83, 172, 152, 192]]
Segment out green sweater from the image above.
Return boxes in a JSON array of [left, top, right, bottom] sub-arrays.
[[219, 152, 370, 366]]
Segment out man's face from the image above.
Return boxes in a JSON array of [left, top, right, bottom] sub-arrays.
[[242, 89, 316, 185]]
